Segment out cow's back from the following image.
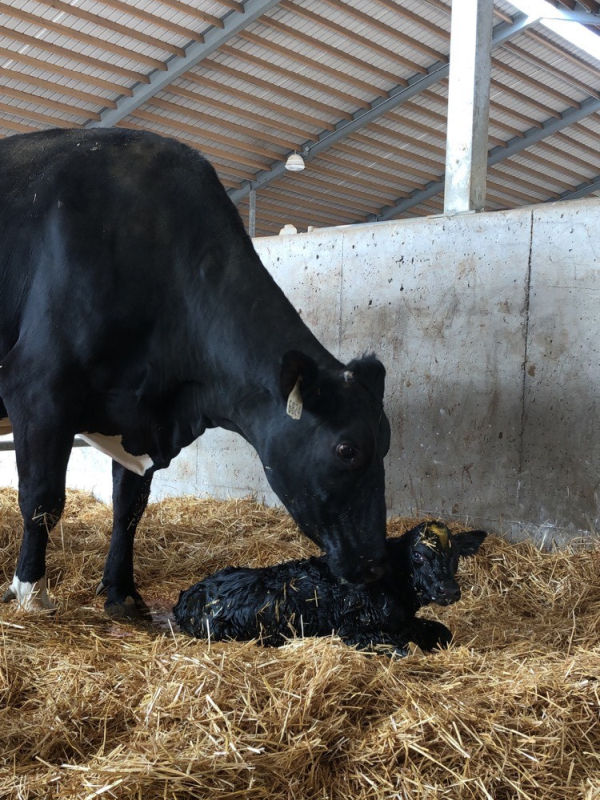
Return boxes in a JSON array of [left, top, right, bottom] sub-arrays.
[[0, 128, 257, 380]]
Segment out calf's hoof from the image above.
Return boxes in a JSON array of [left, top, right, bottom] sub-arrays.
[[105, 593, 151, 620]]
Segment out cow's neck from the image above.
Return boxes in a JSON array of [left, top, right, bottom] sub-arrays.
[[125, 246, 342, 461], [192, 248, 342, 435]]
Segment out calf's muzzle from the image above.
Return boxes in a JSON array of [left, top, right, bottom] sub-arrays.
[[433, 580, 461, 605]]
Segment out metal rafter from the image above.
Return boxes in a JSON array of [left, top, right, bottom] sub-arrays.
[[556, 175, 600, 201], [371, 94, 600, 221], [85, 0, 281, 129], [227, 12, 535, 205], [540, 10, 600, 22]]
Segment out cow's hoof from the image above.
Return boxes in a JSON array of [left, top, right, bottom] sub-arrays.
[[2, 586, 16, 603], [25, 596, 58, 613], [4, 576, 56, 612], [105, 594, 151, 620], [95, 580, 107, 596]]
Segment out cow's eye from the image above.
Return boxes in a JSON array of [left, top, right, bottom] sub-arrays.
[[412, 552, 425, 565], [336, 443, 357, 463]]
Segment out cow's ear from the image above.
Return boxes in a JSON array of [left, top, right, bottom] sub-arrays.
[[346, 355, 386, 400], [454, 530, 487, 557], [280, 350, 319, 404]]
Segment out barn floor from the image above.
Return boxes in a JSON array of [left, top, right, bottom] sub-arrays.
[[0, 489, 599, 800]]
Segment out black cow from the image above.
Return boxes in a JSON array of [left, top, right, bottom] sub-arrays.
[[174, 521, 487, 654], [0, 128, 390, 617]]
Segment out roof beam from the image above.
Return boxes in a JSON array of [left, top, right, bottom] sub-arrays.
[[227, 12, 536, 205], [371, 92, 600, 220], [85, 0, 281, 129], [556, 176, 600, 202], [510, 0, 600, 65], [540, 10, 600, 23]]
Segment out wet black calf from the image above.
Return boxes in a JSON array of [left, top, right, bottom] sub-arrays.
[[174, 521, 487, 656]]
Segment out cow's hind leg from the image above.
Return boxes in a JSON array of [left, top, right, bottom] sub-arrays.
[[2, 423, 73, 611], [97, 461, 154, 619]]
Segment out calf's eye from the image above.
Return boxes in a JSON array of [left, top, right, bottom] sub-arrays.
[[336, 443, 357, 463], [412, 552, 425, 565]]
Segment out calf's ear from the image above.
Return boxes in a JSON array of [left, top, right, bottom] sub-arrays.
[[454, 530, 487, 557]]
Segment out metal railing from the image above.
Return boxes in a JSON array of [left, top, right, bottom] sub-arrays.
[[0, 437, 90, 452]]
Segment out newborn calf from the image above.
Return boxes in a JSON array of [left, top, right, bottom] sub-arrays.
[[174, 521, 486, 655]]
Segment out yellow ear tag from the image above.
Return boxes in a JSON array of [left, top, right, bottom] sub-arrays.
[[421, 522, 450, 550], [286, 376, 303, 420], [430, 523, 450, 549]]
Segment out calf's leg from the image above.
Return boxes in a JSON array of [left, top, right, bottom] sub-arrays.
[[407, 618, 453, 651], [2, 423, 73, 611], [97, 461, 154, 619]]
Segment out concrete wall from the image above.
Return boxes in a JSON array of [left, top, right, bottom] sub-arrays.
[[1, 198, 598, 543]]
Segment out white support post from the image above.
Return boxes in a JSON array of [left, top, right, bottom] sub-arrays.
[[248, 190, 256, 237], [444, 0, 494, 215]]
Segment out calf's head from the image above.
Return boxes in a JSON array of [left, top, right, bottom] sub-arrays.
[[257, 350, 391, 585], [394, 521, 487, 606]]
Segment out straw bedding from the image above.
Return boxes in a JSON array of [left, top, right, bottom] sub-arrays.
[[0, 488, 599, 800]]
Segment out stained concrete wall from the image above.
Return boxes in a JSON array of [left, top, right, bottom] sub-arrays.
[[1, 198, 598, 543]]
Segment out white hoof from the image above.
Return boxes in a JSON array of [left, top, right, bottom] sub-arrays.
[[8, 575, 56, 612]]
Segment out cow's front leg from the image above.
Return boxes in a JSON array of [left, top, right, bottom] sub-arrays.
[[97, 461, 154, 619], [2, 423, 73, 612]]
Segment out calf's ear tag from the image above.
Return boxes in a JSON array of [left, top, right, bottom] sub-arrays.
[[286, 377, 303, 420]]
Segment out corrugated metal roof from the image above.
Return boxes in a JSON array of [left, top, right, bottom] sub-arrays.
[[1, 0, 600, 235]]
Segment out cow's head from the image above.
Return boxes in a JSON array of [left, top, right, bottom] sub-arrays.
[[396, 521, 487, 606], [257, 350, 391, 584]]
